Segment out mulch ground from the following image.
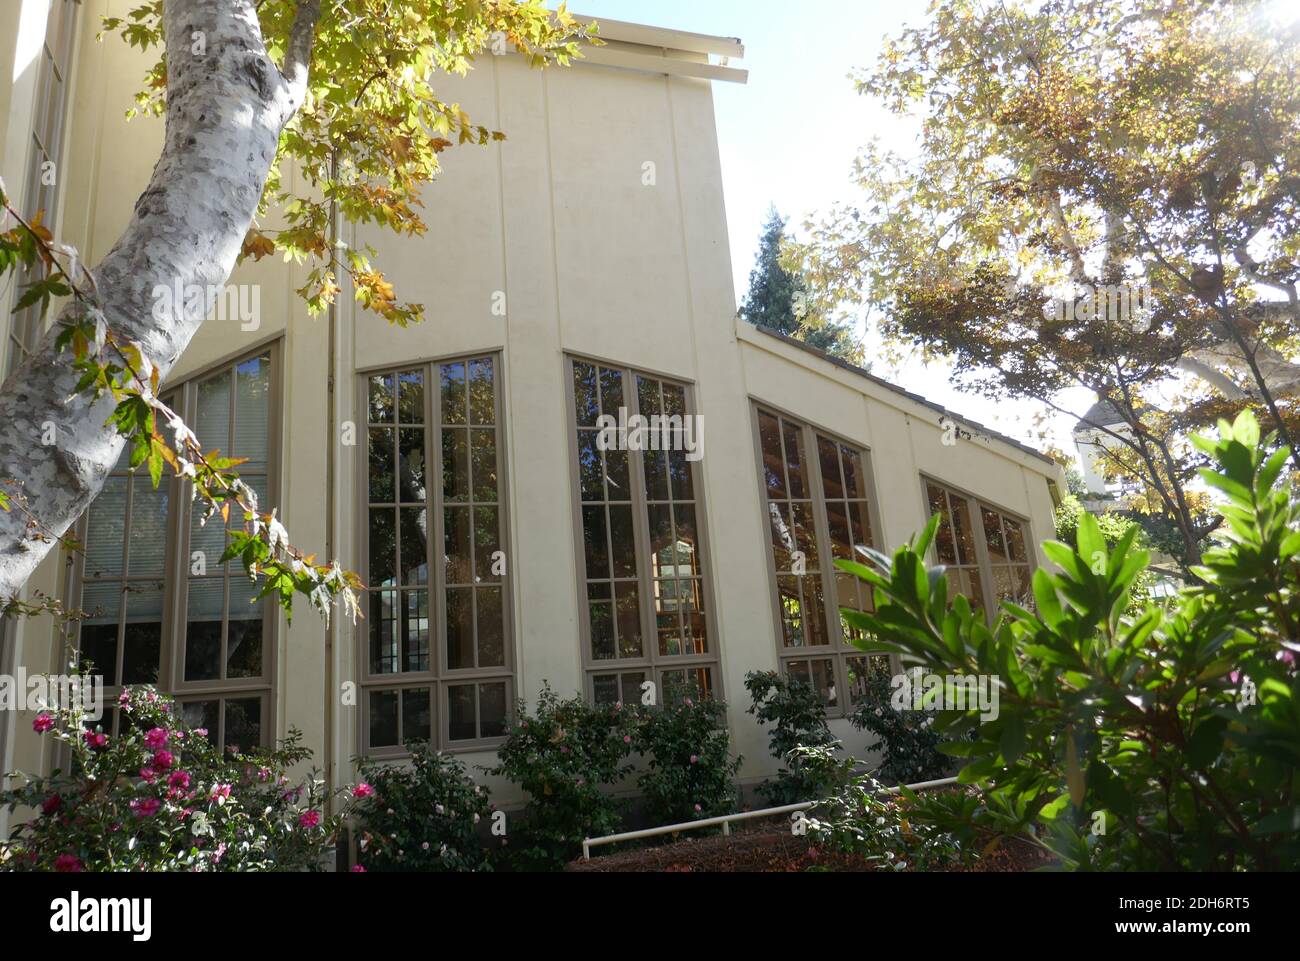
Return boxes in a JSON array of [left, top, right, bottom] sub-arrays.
[[566, 819, 1056, 873]]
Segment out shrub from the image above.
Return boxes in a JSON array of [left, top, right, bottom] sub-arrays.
[[352, 742, 492, 872], [1, 686, 348, 872], [634, 688, 741, 825], [488, 684, 637, 870], [799, 745, 971, 872], [848, 668, 956, 785], [838, 412, 1300, 871], [744, 670, 837, 804]]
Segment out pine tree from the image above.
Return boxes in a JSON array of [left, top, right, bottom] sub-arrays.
[[738, 207, 859, 362]]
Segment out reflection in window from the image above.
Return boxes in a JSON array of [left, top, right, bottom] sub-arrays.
[[363, 356, 513, 751], [754, 408, 890, 717], [571, 359, 718, 704], [925, 482, 1034, 613]]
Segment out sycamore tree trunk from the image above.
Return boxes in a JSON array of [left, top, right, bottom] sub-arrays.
[[0, 0, 319, 602]]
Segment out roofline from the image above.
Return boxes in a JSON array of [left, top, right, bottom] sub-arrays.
[[746, 323, 1060, 468], [573, 14, 745, 59]]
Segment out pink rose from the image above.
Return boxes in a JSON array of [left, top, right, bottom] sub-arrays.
[[151, 749, 175, 770], [82, 731, 107, 749], [144, 727, 169, 749], [130, 797, 161, 818], [168, 771, 191, 791], [32, 714, 55, 734], [299, 810, 322, 830], [352, 783, 375, 799]]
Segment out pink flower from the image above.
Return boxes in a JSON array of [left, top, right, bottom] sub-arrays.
[[151, 749, 175, 770], [694, 804, 702, 812], [118, 691, 131, 707], [168, 771, 191, 791], [622, 735, 631, 744], [685, 697, 694, 708], [139, 767, 158, 783], [211, 784, 232, 801], [690, 755, 699, 765], [299, 810, 322, 830], [351, 864, 367, 873], [40, 794, 62, 816], [83, 731, 107, 749], [32, 714, 55, 734], [352, 783, 375, 800], [53, 854, 83, 873], [194, 728, 209, 738], [258, 767, 272, 781], [130, 797, 161, 818], [144, 727, 169, 749]]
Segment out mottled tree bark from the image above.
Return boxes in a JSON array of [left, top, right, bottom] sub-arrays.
[[0, 0, 320, 601]]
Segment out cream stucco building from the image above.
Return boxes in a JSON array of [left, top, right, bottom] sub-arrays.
[[0, 0, 1064, 836]]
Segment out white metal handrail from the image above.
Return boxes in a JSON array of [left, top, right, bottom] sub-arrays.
[[581, 775, 959, 860]]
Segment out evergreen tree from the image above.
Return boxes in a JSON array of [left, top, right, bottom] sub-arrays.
[[738, 207, 860, 362]]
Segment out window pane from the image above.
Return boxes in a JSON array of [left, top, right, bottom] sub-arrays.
[[226, 576, 264, 679], [402, 591, 430, 672], [368, 508, 397, 587], [590, 599, 615, 661], [818, 436, 843, 500], [446, 587, 473, 670], [181, 700, 220, 744], [121, 584, 163, 685], [233, 354, 271, 470], [368, 428, 395, 502], [397, 370, 425, 424], [982, 508, 1008, 564], [643, 446, 669, 502], [84, 477, 127, 577], [615, 583, 643, 659], [400, 507, 429, 586], [758, 411, 787, 498], [440, 362, 467, 425], [471, 428, 497, 501], [369, 374, 395, 424], [397, 428, 427, 503], [1003, 518, 1027, 563], [78, 582, 120, 685], [448, 685, 476, 741], [127, 481, 168, 576], [224, 698, 261, 754], [593, 674, 619, 705], [599, 367, 624, 416], [473, 506, 501, 583], [184, 578, 224, 681], [581, 507, 609, 580], [951, 497, 977, 566], [842, 447, 866, 499], [369, 690, 399, 748], [608, 505, 637, 579], [195, 370, 231, 453], [782, 420, 807, 498], [791, 502, 820, 571], [444, 506, 471, 585], [403, 688, 432, 743], [573, 362, 600, 427], [846, 654, 892, 706], [442, 428, 469, 502], [480, 683, 507, 739], [469, 358, 495, 426], [476, 588, 505, 668], [369, 590, 398, 674], [577, 431, 603, 501]]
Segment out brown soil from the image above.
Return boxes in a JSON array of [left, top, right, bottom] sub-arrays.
[[566, 820, 1056, 873]]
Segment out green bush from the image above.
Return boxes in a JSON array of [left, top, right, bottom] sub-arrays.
[[848, 668, 955, 785], [634, 688, 741, 825], [352, 742, 493, 872], [744, 670, 837, 804], [798, 745, 971, 872], [1, 686, 347, 872], [838, 412, 1300, 871], [487, 684, 637, 870]]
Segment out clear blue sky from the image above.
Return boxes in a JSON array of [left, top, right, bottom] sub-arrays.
[[553, 0, 1092, 456]]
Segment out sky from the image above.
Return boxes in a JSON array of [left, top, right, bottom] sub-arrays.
[[556, 0, 1095, 460]]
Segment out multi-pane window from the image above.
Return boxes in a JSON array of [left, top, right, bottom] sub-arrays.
[[569, 358, 717, 706], [925, 481, 1033, 612], [8, 0, 78, 375], [361, 355, 512, 753], [754, 407, 891, 716], [74, 348, 278, 753]]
